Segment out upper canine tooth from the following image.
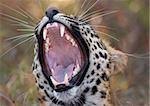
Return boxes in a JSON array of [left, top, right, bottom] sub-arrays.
[[43, 28, 47, 40], [60, 25, 65, 37]]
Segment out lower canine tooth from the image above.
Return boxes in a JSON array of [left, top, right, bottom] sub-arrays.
[[50, 76, 59, 86], [64, 73, 69, 85], [73, 64, 80, 76]]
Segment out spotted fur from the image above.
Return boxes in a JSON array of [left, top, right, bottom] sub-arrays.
[[32, 13, 127, 106]]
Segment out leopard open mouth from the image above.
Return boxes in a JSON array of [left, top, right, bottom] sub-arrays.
[[38, 20, 89, 92]]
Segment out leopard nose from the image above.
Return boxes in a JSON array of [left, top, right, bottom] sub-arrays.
[[46, 7, 59, 20]]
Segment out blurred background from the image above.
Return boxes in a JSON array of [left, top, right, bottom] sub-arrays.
[[0, 0, 149, 106]]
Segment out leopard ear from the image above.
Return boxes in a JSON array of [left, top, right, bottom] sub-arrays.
[[104, 41, 128, 75]]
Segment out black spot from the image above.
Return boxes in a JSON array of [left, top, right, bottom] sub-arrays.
[[37, 73, 40, 78], [94, 62, 96, 65], [38, 84, 44, 89], [35, 64, 38, 69], [32, 63, 35, 70], [35, 79, 37, 83], [96, 73, 99, 76], [95, 34, 99, 38], [83, 87, 90, 93], [86, 75, 90, 78], [107, 63, 110, 68], [86, 39, 90, 46], [79, 94, 86, 104], [50, 97, 65, 105], [104, 53, 107, 59], [97, 64, 101, 70], [96, 42, 103, 49], [89, 38, 92, 43], [81, 28, 84, 32], [99, 52, 105, 59], [44, 90, 50, 98], [87, 28, 90, 33], [101, 73, 109, 81], [100, 41, 107, 50], [95, 53, 99, 59], [94, 45, 97, 49], [42, 96, 47, 101], [96, 78, 101, 85], [91, 70, 95, 75], [91, 86, 98, 95], [99, 52, 108, 59], [90, 78, 94, 83], [84, 31, 88, 36], [44, 80, 48, 84], [100, 91, 106, 98], [52, 98, 58, 104], [91, 33, 94, 38], [38, 98, 43, 103], [58, 101, 65, 105]]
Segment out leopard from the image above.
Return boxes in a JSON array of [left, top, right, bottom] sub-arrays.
[[32, 7, 128, 106]]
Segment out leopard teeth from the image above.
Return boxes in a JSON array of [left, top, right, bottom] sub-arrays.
[[65, 34, 77, 47], [50, 74, 69, 86], [60, 25, 65, 37], [43, 28, 47, 40], [50, 69, 69, 86], [50, 76, 59, 86], [46, 23, 58, 28], [64, 73, 69, 86], [73, 64, 80, 76], [65, 34, 71, 40]]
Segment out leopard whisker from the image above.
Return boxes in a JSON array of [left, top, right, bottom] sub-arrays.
[[23, 36, 35, 56], [36, 0, 45, 16], [81, 8, 105, 20], [85, 10, 119, 22], [0, 12, 29, 25], [123, 52, 150, 59], [17, 6, 40, 23], [0, 36, 34, 58], [75, 0, 88, 16], [96, 31, 119, 41], [73, 26, 119, 42], [17, 28, 34, 32], [12, 23, 35, 29], [6, 33, 35, 41], [92, 25, 113, 30], [0, 3, 28, 19], [7, 35, 34, 45], [79, 0, 100, 18], [4, 18, 35, 28], [82, 11, 107, 21]]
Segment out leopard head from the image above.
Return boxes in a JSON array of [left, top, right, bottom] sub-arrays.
[[32, 8, 127, 106]]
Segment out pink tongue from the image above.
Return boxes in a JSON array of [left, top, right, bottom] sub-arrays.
[[52, 64, 74, 82], [43, 23, 82, 83]]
